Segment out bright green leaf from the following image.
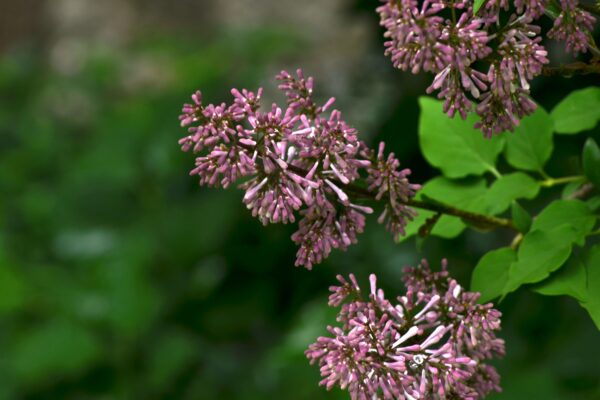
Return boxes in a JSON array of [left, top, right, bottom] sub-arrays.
[[471, 247, 515, 302], [473, 0, 487, 14], [511, 201, 532, 233], [551, 87, 600, 134], [583, 138, 600, 188], [504, 225, 575, 295], [531, 199, 597, 246], [534, 255, 588, 302], [484, 172, 540, 215], [504, 105, 554, 172], [419, 97, 505, 178]]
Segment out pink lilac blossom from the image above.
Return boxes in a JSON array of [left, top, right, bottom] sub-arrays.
[[548, 0, 596, 55], [179, 70, 419, 269], [377, 0, 596, 136], [366, 142, 420, 239], [306, 260, 505, 399]]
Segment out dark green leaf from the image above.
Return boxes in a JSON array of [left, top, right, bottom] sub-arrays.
[[583, 245, 600, 330], [504, 105, 554, 172], [587, 196, 600, 212], [511, 201, 532, 233], [551, 87, 600, 134], [471, 247, 515, 302], [419, 97, 504, 178], [582, 138, 600, 188]]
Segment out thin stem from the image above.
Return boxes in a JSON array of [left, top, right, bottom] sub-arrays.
[[284, 163, 516, 231], [409, 198, 516, 230], [538, 169, 551, 180], [580, 2, 600, 16], [540, 175, 584, 187], [568, 182, 596, 200], [489, 166, 502, 179], [510, 233, 524, 250], [541, 60, 600, 77]]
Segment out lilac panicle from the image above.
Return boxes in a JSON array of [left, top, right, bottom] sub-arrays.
[[548, 0, 596, 55], [306, 260, 505, 399], [179, 69, 418, 269], [377, 0, 596, 136], [367, 142, 420, 239]]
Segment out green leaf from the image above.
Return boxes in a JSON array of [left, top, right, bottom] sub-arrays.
[[504, 225, 575, 295], [504, 105, 554, 172], [551, 87, 600, 134], [471, 247, 515, 302], [561, 178, 586, 199], [534, 246, 600, 330], [583, 138, 600, 188], [419, 97, 505, 178], [511, 201, 532, 233], [534, 255, 588, 302], [583, 245, 600, 330], [531, 199, 597, 246], [11, 320, 101, 384], [474, 0, 487, 14], [484, 172, 540, 215], [587, 196, 600, 212], [400, 176, 487, 240]]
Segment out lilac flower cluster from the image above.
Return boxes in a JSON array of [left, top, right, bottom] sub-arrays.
[[306, 260, 504, 399], [179, 70, 420, 269], [377, 0, 597, 137]]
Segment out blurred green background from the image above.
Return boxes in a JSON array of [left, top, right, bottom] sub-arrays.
[[1, 1, 599, 399]]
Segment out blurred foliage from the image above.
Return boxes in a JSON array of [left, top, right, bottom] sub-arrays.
[[0, 12, 599, 400]]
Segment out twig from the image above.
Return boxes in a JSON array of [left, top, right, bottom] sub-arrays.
[[580, 2, 600, 16], [541, 60, 600, 77], [567, 183, 596, 200], [283, 163, 517, 231]]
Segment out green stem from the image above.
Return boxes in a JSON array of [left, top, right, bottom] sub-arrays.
[[540, 176, 584, 187], [489, 166, 502, 179]]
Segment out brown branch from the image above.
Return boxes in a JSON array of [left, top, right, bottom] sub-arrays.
[[284, 162, 517, 232], [233, 135, 517, 231], [567, 183, 597, 200], [541, 60, 600, 77]]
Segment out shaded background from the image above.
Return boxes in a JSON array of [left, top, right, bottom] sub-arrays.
[[1, 0, 599, 399]]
